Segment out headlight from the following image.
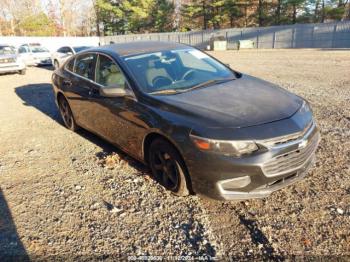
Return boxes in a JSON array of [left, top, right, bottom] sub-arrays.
[[190, 134, 258, 157], [299, 100, 311, 114]]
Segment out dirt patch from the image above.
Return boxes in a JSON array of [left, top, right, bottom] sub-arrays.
[[0, 49, 349, 260]]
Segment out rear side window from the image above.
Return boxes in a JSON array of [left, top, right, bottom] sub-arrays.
[[74, 53, 96, 80]]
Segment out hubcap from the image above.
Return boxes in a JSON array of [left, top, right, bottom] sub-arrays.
[[151, 150, 179, 190]]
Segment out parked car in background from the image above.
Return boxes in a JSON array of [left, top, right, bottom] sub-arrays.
[[18, 43, 52, 66], [52, 41, 320, 200], [52, 46, 91, 69], [0, 45, 26, 75]]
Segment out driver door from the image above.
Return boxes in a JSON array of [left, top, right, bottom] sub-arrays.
[[87, 54, 144, 154]]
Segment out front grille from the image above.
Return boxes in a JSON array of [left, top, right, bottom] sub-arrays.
[[262, 133, 319, 177], [0, 58, 15, 64], [261, 121, 314, 147]]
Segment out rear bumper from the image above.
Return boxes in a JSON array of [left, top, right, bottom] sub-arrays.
[[185, 123, 320, 200]]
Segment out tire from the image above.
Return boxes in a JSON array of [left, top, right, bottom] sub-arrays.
[[54, 60, 60, 70], [58, 96, 79, 131], [149, 138, 190, 196], [19, 69, 26, 75]]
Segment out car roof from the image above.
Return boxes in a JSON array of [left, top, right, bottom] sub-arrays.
[[95, 41, 191, 57]]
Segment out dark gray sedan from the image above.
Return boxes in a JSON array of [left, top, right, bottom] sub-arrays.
[[51, 41, 320, 200]]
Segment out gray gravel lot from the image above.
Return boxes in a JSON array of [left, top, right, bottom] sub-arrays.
[[0, 49, 349, 260]]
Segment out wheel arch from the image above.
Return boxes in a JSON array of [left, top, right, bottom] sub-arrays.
[[142, 131, 194, 194], [56, 91, 65, 103]]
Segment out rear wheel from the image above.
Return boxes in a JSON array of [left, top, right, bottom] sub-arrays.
[[149, 138, 190, 196], [58, 96, 79, 131]]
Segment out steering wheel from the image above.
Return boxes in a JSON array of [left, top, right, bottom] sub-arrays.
[[152, 76, 173, 89], [182, 69, 196, 81]]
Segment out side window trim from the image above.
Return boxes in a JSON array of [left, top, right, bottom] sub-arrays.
[[64, 57, 76, 73], [64, 52, 137, 100], [94, 53, 133, 92]]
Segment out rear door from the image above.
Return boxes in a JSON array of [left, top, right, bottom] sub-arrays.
[[64, 53, 97, 129]]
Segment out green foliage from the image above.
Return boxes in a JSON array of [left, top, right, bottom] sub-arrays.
[[152, 0, 175, 32], [18, 12, 56, 36], [95, 0, 174, 35]]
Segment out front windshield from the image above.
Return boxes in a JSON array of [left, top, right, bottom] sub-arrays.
[[123, 49, 235, 94], [31, 46, 49, 53], [73, 46, 91, 53], [0, 46, 16, 55]]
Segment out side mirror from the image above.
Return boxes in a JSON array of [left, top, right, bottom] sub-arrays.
[[99, 86, 128, 98]]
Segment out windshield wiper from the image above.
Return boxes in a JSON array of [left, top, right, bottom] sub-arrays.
[[182, 77, 236, 93], [149, 78, 235, 95], [149, 89, 183, 95]]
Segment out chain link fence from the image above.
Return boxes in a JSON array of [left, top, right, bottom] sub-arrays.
[[100, 21, 350, 49]]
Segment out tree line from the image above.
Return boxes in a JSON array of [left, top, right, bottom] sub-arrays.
[[0, 0, 95, 36], [0, 0, 349, 36]]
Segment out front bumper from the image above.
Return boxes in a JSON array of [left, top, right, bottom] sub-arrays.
[[0, 62, 25, 73], [186, 123, 320, 200]]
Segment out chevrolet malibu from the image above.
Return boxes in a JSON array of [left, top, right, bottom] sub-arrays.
[[51, 41, 320, 200]]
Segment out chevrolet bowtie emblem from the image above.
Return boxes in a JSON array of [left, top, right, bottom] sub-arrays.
[[298, 139, 308, 149]]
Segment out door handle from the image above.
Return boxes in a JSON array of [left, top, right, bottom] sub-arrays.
[[62, 80, 72, 87], [88, 89, 99, 96]]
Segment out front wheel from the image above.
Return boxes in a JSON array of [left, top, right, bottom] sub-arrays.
[[58, 97, 79, 131], [149, 139, 190, 196]]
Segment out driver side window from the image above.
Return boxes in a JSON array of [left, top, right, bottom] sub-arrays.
[[95, 54, 126, 88]]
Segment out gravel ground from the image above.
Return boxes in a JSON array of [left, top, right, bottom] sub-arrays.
[[0, 49, 349, 260]]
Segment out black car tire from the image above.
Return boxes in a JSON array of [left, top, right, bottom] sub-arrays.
[[54, 60, 60, 70], [58, 97, 79, 131], [149, 138, 190, 196], [19, 69, 26, 75]]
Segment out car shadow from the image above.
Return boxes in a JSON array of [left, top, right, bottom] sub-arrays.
[[36, 65, 54, 71], [0, 188, 29, 261], [14, 83, 147, 173]]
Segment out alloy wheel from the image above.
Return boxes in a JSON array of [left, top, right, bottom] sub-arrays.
[[59, 99, 73, 129], [150, 149, 179, 191]]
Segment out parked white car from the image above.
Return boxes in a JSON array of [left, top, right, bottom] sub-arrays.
[[18, 43, 52, 66], [0, 45, 26, 75], [52, 46, 91, 69]]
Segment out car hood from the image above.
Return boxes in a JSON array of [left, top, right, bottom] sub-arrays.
[[155, 75, 303, 128]]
